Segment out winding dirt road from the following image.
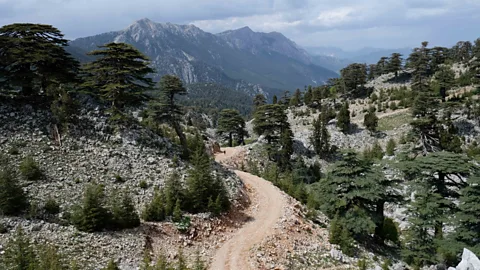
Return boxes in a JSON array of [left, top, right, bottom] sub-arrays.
[[210, 147, 287, 270]]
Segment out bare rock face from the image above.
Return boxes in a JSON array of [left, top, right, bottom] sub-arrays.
[[455, 249, 480, 270]]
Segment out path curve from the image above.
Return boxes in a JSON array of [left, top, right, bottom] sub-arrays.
[[210, 147, 287, 270]]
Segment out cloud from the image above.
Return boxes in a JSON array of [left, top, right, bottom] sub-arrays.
[[0, 0, 479, 49]]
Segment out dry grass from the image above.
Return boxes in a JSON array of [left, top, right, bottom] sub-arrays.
[[378, 111, 412, 131]]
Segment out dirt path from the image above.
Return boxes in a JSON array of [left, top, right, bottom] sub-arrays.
[[210, 147, 287, 270]]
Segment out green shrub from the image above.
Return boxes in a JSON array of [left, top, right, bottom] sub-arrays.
[[142, 190, 166, 222], [71, 184, 111, 232], [382, 259, 392, 270], [0, 169, 28, 216], [102, 259, 120, 270], [139, 180, 148, 189], [175, 216, 191, 233], [114, 174, 124, 183], [44, 197, 60, 215], [172, 199, 183, 222], [386, 139, 396, 156], [358, 258, 368, 270], [8, 147, 19, 155], [110, 191, 140, 230], [19, 156, 42, 181]]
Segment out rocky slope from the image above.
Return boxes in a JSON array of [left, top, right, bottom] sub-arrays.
[[68, 18, 338, 97], [0, 103, 242, 269]]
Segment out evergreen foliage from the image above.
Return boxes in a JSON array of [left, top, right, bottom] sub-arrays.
[[316, 151, 401, 242], [110, 191, 140, 230], [142, 189, 166, 222], [0, 23, 79, 97], [19, 156, 42, 181], [186, 134, 229, 214], [82, 42, 154, 112], [147, 75, 188, 157], [217, 109, 247, 147], [71, 184, 111, 232], [0, 168, 28, 216], [454, 174, 480, 253], [0, 227, 38, 270], [386, 138, 396, 156], [364, 110, 379, 133], [310, 109, 331, 156], [336, 102, 351, 134]]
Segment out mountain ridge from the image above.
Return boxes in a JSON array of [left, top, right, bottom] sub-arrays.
[[69, 18, 338, 96]]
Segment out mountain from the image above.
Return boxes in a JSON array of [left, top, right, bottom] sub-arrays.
[[305, 46, 413, 66], [311, 55, 352, 73], [69, 19, 338, 97]]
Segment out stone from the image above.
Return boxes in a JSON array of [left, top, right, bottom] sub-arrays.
[[456, 248, 480, 270], [330, 248, 344, 262]]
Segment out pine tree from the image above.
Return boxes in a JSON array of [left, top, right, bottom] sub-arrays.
[[36, 244, 66, 270], [278, 125, 294, 170], [388, 53, 403, 77], [402, 182, 441, 267], [186, 134, 229, 214], [164, 171, 185, 217], [147, 75, 188, 157], [82, 42, 154, 112], [376, 57, 389, 76], [0, 23, 79, 97], [336, 102, 350, 134], [253, 104, 289, 144], [102, 259, 120, 270], [401, 152, 473, 242], [289, 89, 302, 107], [434, 66, 455, 102], [142, 189, 166, 222], [72, 184, 110, 232], [0, 168, 28, 216], [364, 110, 379, 134], [368, 64, 376, 80], [310, 110, 330, 156], [110, 190, 140, 230], [172, 199, 182, 222], [253, 94, 266, 111], [318, 151, 401, 241], [340, 63, 367, 97], [386, 138, 396, 156], [454, 175, 480, 253], [0, 227, 38, 270], [217, 109, 247, 147], [304, 86, 313, 105], [470, 38, 480, 84], [272, 95, 278, 104]]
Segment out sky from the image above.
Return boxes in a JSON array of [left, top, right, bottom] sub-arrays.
[[1, 0, 479, 51]]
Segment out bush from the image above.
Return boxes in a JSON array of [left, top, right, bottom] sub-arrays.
[[102, 259, 120, 270], [19, 156, 42, 181], [44, 197, 60, 215], [386, 139, 396, 156], [382, 259, 392, 270], [71, 184, 111, 232], [0, 169, 28, 216], [142, 190, 166, 222], [8, 147, 19, 155], [114, 174, 124, 183], [358, 258, 368, 270], [363, 142, 384, 161], [139, 180, 148, 189], [174, 216, 191, 233], [110, 191, 140, 230]]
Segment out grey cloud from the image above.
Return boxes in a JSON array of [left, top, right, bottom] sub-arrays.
[[0, 0, 479, 49]]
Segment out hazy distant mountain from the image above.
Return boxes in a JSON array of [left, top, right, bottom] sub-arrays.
[[305, 46, 413, 66], [69, 18, 338, 97]]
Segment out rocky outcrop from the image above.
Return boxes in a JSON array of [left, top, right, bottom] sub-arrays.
[[451, 249, 480, 270]]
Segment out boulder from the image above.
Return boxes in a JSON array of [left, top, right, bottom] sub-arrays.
[[456, 249, 480, 270]]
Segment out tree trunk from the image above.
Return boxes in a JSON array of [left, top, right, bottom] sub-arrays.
[[172, 121, 189, 157], [374, 200, 385, 242], [228, 132, 233, 147]]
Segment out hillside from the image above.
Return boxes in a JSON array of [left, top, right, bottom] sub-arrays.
[[69, 18, 338, 96]]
